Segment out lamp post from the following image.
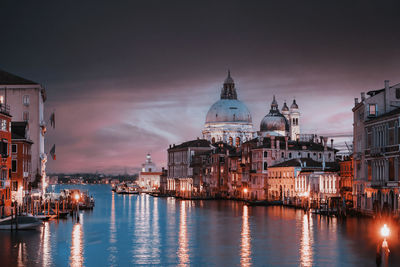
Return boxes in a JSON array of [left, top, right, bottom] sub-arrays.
[[380, 224, 390, 267]]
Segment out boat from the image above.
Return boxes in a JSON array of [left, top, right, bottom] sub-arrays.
[[0, 215, 42, 230], [115, 185, 128, 194], [127, 184, 140, 194]]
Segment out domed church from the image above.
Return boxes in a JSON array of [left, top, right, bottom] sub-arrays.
[[259, 96, 300, 140], [202, 71, 255, 146]]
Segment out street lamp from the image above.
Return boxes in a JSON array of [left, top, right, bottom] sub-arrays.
[[380, 224, 390, 240], [379, 224, 390, 266]]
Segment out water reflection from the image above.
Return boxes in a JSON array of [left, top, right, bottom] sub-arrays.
[[240, 205, 251, 267], [178, 201, 189, 266], [40, 221, 52, 266], [300, 214, 313, 267], [151, 197, 160, 263], [70, 220, 84, 267], [17, 241, 27, 267], [108, 192, 117, 265]]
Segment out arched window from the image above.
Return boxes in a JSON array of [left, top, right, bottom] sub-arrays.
[[264, 162, 268, 170], [229, 137, 233, 146], [236, 137, 240, 147]]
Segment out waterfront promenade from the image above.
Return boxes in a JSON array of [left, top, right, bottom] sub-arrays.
[[1, 184, 400, 266]]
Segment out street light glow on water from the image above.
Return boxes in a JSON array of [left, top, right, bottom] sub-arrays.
[[2, 185, 400, 266]]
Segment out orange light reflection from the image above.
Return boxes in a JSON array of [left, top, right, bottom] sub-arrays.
[[300, 214, 313, 267], [240, 205, 251, 267], [69, 222, 84, 267], [178, 201, 189, 266]]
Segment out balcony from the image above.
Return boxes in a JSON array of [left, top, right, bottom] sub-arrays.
[[370, 180, 400, 188], [0, 103, 10, 116]]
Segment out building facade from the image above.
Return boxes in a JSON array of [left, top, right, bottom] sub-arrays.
[[167, 139, 212, 197], [352, 80, 400, 215], [0, 104, 12, 216], [11, 121, 33, 203], [0, 70, 46, 186], [138, 153, 162, 191]]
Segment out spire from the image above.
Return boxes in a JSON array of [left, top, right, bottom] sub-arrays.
[[270, 95, 278, 112], [282, 100, 289, 112], [291, 98, 299, 109], [221, 70, 237, 99]]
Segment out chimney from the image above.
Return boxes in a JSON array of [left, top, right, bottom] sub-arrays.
[[169, 144, 171, 149], [361, 92, 365, 101], [354, 98, 359, 105], [330, 139, 334, 149], [285, 136, 288, 151], [323, 137, 328, 151], [384, 80, 390, 113], [385, 80, 390, 90]]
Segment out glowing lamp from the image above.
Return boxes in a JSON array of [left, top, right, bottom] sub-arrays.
[[381, 224, 390, 238], [244, 188, 248, 193], [74, 194, 80, 201]]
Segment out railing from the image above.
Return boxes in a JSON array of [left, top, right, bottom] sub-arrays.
[[0, 103, 10, 115], [370, 180, 399, 187]]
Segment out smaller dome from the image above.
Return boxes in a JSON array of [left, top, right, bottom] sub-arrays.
[[282, 101, 289, 112], [291, 99, 298, 109], [260, 113, 289, 132], [260, 96, 289, 133]]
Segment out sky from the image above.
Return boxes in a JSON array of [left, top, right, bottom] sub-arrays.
[[1, 0, 400, 174]]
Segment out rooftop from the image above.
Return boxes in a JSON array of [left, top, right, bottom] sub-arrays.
[[0, 69, 38, 85]]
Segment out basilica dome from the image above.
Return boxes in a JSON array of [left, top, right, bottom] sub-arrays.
[[205, 99, 252, 124], [202, 71, 255, 146], [260, 96, 289, 135]]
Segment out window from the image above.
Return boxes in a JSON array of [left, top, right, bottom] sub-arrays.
[[12, 160, 17, 172], [12, 181, 18, 191], [368, 104, 377, 116], [0, 141, 8, 157], [264, 151, 268, 158], [0, 120, 6, 131], [12, 144, 17, 153], [23, 95, 30, 106], [0, 96, 3, 104], [23, 111, 29, 122], [396, 88, 400, 99], [264, 162, 268, 170]]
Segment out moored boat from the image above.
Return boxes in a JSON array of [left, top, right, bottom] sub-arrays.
[[0, 215, 42, 230]]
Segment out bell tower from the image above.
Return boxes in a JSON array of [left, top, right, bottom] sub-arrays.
[[289, 99, 300, 141]]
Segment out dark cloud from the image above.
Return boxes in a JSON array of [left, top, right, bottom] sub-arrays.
[[1, 0, 399, 172]]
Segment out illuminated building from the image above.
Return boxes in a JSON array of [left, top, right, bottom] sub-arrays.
[[0, 69, 46, 186], [353, 80, 400, 215], [202, 71, 255, 147], [11, 121, 33, 203], [0, 103, 12, 216], [138, 153, 162, 190]]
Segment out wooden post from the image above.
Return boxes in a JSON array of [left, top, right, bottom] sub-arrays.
[[15, 204, 18, 230], [10, 208, 13, 231]]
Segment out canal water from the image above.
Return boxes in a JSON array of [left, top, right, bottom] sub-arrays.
[[1, 184, 400, 266]]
